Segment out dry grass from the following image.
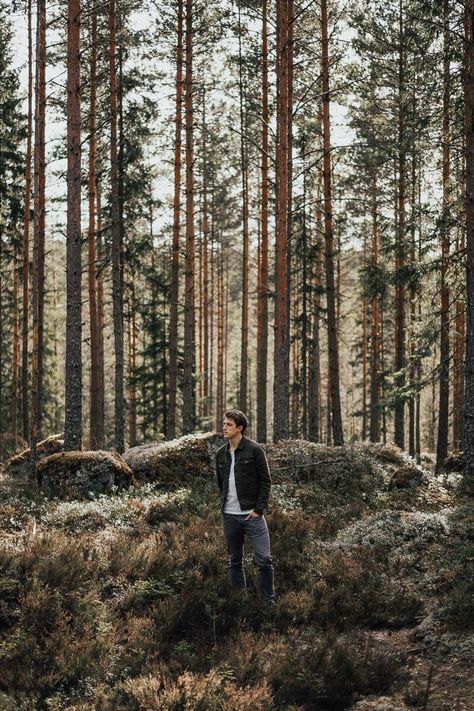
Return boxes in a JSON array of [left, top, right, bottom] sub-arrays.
[[0, 439, 470, 709]]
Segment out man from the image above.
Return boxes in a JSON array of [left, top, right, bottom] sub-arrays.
[[215, 409, 275, 604]]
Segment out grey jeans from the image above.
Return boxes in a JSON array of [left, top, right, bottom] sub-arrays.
[[222, 512, 275, 601]]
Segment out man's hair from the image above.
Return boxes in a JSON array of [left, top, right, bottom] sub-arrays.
[[224, 409, 248, 434]]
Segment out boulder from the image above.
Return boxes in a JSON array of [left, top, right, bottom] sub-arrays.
[[388, 464, 425, 490], [123, 432, 225, 483], [6, 434, 64, 476], [37, 450, 135, 500]]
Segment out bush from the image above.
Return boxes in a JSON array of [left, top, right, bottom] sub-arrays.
[[267, 630, 404, 710]]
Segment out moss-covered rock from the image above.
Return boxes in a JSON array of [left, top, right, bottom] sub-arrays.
[[388, 464, 425, 490], [123, 432, 225, 483], [6, 434, 64, 476], [37, 451, 135, 500]]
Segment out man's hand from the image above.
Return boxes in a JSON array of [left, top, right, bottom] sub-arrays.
[[245, 511, 261, 520]]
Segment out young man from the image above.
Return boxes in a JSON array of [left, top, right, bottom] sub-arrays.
[[215, 410, 275, 604]]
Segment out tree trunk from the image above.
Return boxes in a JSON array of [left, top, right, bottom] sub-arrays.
[[31, 0, 46, 467], [237, 3, 249, 414], [182, 0, 195, 434], [257, 0, 269, 443], [128, 281, 137, 446], [462, 0, 474, 478], [321, 0, 343, 445], [109, 0, 125, 452], [168, 0, 184, 439], [11, 248, 19, 439], [96, 185, 105, 446], [436, 0, 451, 471], [274, 0, 290, 441], [88, 1, 103, 450], [202, 112, 210, 427], [301, 155, 308, 439], [394, 0, 406, 450], [22, 0, 33, 442], [216, 253, 224, 421], [453, 230, 465, 450], [369, 172, 380, 442], [64, 0, 82, 451], [308, 230, 321, 443]]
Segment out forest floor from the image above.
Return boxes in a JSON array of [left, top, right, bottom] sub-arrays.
[[0, 436, 472, 710]]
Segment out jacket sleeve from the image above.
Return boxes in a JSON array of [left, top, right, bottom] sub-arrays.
[[254, 445, 271, 515], [215, 452, 223, 494]]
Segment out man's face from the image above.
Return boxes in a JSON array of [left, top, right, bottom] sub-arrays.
[[223, 417, 242, 439]]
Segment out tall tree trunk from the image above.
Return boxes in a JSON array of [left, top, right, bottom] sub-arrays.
[[31, 0, 46, 466], [88, 1, 103, 449], [237, 3, 249, 413], [128, 281, 137, 446], [274, 0, 290, 441], [369, 172, 380, 442], [321, 0, 343, 445], [301, 156, 308, 439], [11, 248, 19, 439], [182, 0, 195, 433], [436, 0, 451, 471], [286, 0, 294, 382], [257, 0, 269, 442], [453, 229, 466, 450], [408, 151, 416, 459], [109, 0, 124, 452], [22, 0, 33, 442], [462, 0, 474, 479], [380, 301, 387, 443], [202, 110, 210, 426], [308, 230, 321, 443], [394, 0, 406, 450], [96, 185, 105, 445], [168, 0, 184, 439], [224, 256, 229, 409], [216, 253, 224, 421], [64, 0, 82, 451]]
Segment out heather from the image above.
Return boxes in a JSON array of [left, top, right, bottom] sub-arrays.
[[0, 436, 471, 710]]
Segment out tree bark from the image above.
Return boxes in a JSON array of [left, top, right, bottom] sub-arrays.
[[462, 0, 474, 478], [182, 0, 195, 434], [31, 0, 46, 466], [168, 0, 184, 439], [64, 0, 82, 451], [128, 281, 137, 446], [88, 1, 103, 449], [369, 172, 380, 442], [394, 0, 406, 450], [12, 248, 19, 439], [321, 0, 343, 445], [237, 2, 249, 414], [257, 0, 269, 443], [96, 185, 105, 445], [274, 0, 290, 441], [22, 0, 33, 442], [436, 0, 451, 471], [109, 0, 125, 452]]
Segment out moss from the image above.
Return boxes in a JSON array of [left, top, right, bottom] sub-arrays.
[[37, 451, 135, 500]]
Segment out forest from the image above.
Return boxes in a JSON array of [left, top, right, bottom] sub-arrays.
[[0, 0, 473, 475], [0, 0, 473, 709]]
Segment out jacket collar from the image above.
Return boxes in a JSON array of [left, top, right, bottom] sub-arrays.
[[226, 434, 246, 453]]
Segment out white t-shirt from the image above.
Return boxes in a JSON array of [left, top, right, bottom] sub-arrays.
[[223, 451, 253, 515]]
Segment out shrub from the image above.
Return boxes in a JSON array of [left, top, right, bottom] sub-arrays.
[[267, 630, 404, 710]]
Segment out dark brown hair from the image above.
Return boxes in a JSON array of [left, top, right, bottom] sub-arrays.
[[224, 409, 248, 434]]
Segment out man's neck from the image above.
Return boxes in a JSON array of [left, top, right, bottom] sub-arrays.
[[228, 433, 243, 452]]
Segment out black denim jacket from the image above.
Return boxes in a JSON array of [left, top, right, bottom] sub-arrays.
[[215, 436, 271, 515]]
